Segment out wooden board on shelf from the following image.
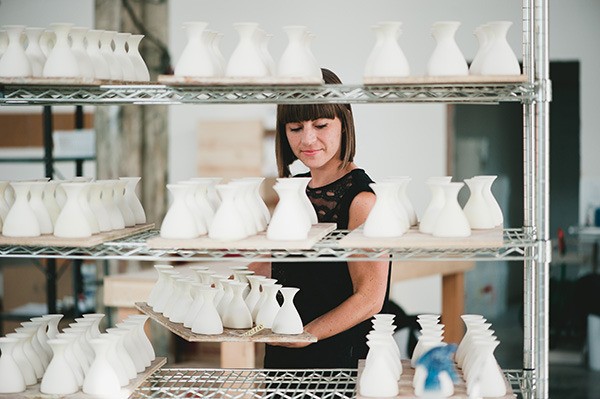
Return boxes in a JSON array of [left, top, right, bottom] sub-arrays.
[[356, 359, 515, 399], [0, 223, 154, 248], [1, 357, 166, 399], [146, 222, 336, 250], [135, 302, 317, 343], [363, 74, 528, 85], [0, 77, 162, 86], [158, 74, 324, 86], [339, 226, 504, 249]]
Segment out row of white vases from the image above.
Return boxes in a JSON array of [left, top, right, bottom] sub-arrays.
[[160, 177, 318, 241], [149, 264, 303, 335], [175, 22, 321, 80], [364, 175, 503, 238], [0, 177, 146, 238], [359, 314, 403, 397], [0, 313, 155, 395], [365, 20, 521, 78], [0, 24, 150, 81]]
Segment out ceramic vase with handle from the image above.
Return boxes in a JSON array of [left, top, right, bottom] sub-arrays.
[[2, 182, 41, 237], [99, 31, 123, 80], [70, 27, 94, 78], [114, 32, 137, 81], [28, 181, 53, 234], [0, 25, 31, 77], [86, 29, 110, 79], [255, 283, 282, 328]]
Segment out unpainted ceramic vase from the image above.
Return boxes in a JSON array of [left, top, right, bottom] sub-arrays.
[[43, 23, 80, 78], [226, 22, 269, 77], [191, 287, 223, 335], [114, 32, 137, 81], [419, 176, 453, 234], [24, 27, 45, 77], [4, 333, 37, 386], [359, 338, 399, 397], [127, 34, 150, 81], [28, 181, 53, 234], [272, 287, 304, 334], [40, 338, 80, 394], [99, 31, 123, 80], [161, 183, 200, 239], [463, 178, 496, 229], [479, 21, 521, 75], [474, 175, 503, 226], [105, 328, 136, 379], [86, 29, 111, 79], [175, 22, 218, 77], [82, 337, 122, 396], [0, 25, 32, 78], [278, 25, 320, 79], [427, 21, 468, 76], [255, 283, 282, 329], [2, 182, 41, 237], [70, 27, 95, 79], [364, 182, 406, 237], [209, 184, 247, 241], [267, 180, 311, 240], [223, 281, 252, 329], [365, 21, 410, 78], [432, 182, 471, 237]]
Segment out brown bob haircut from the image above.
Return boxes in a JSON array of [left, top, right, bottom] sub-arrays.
[[275, 68, 356, 177]]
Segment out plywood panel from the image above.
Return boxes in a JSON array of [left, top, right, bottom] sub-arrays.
[[0, 113, 94, 147]]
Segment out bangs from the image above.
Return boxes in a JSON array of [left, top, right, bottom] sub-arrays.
[[277, 103, 341, 125]]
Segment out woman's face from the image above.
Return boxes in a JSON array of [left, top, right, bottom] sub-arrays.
[[285, 116, 343, 171]]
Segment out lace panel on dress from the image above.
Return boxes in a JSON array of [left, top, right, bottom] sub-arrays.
[[307, 173, 355, 224]]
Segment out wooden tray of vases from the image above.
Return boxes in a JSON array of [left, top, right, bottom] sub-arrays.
[[135, 302, 317, 343], [2, 357, 166, 399], [338, 225, 504, 249], [356, 359, 515, 399], [0, 223, 154, 248], [146, 222, 336, 250], [363, 74, 528, 85]]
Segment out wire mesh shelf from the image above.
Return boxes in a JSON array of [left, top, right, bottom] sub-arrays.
[[0, 82, 535, 105], [0, 228, 536, 262], [128, 368, 526, 399]]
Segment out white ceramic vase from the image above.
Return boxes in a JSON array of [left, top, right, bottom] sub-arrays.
[[120, 176, 146, 224], [191, 287, 223, 335], [474, 175, 504, 226], [432, 182, 471, 237], [98, 180, 125, 230], [427, 21, 468, 76], [42, 180, 61, 225], [83, 337, 122, 396], [161, 183, 200, 238], [148, 264, 174, 307], [190, 177, 217, 226], [469, 25, 490, 75], [226, 22, 269, 77], [272, 287, 303, 334], [359, 338, 399, 397], [364, 182, 406, 237], [209, 184, 247, 241], [0, 337, 27, 393], [100, 31, 123, 80], [70, 27, 95, 79], [40, 338, 80, 394], [28, 181, 53, 234], [278, 25, 319, 79], [24, 27, 45, 77], [479, 21, 521, 75], [2, 182, 41, 237], [419, 176, 453, 234], [4, 333, 36, 386], [366, 21, 410, 78], [53, 183, 93, 238], [255, 283, 282, 329], [463, 178, 496, 229], [175, 22, 217, 77], [105, 328, 137, 380], [154, 270, 179, 314], [114, 32, 137, 81], [222, 281, 252, 329], [267, 181, 311, 240], [127, 34, 150, 81], [86, 29, 111, 79], [43, 23, 79, 78], [0, 25, 31, 78]]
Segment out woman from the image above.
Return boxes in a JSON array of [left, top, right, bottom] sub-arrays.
[[253, 68, 390, 369]]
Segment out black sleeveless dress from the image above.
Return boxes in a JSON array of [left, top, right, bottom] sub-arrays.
[[264, 169, 391, 369]]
